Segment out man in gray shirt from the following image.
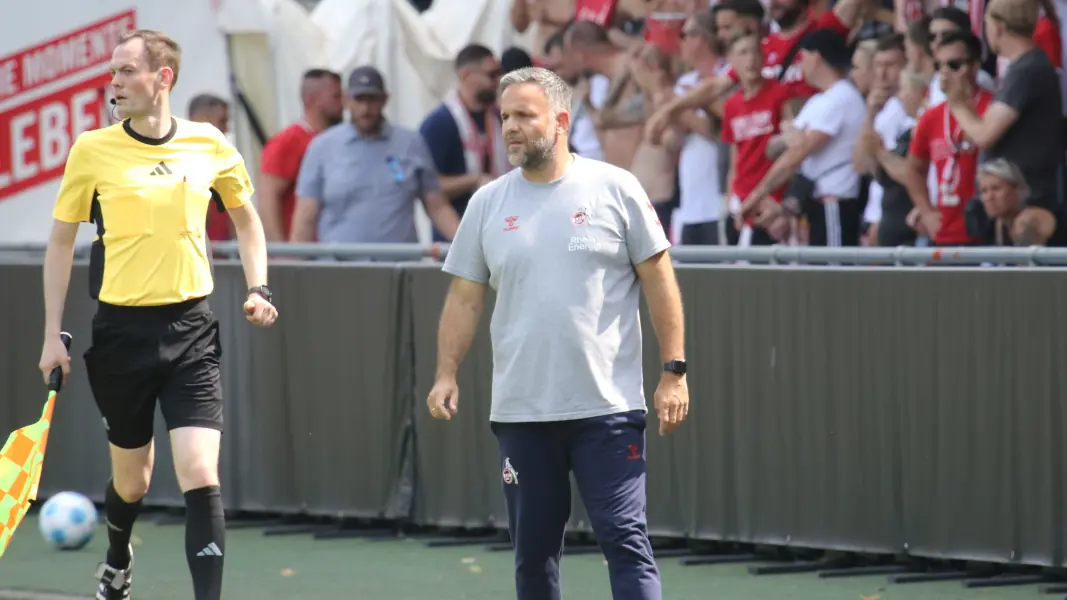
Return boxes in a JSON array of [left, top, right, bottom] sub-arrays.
[[290, 66, 460, 244], [428, 66, 689, 600]]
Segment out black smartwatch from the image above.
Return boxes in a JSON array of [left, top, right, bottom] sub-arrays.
[[248, 285, 273, 304], [664, 360, 687, 375]]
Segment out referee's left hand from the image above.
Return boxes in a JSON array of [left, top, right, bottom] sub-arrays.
[[243, 293, 278, 327], [654, 373, 689, 436]]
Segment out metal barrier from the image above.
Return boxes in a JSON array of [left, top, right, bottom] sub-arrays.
[[2, 245, 1065, 570], [7, 241, 1067, 265]]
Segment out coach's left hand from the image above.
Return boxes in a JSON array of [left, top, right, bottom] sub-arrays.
[[654, 373, 689, 436], [243, 293, 278, 327]]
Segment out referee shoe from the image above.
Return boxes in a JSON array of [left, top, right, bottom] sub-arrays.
[[94, 545, 133, 599]]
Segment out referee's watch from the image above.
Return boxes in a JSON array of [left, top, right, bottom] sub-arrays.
[[664, 360, 687, 375], [248, 285, 273, 304]]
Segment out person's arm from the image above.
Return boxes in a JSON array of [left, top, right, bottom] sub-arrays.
[[423, 191, 460, 240], [215, 137, 268, 291], [435, 190, 492, 381], [435, 277, 487, 381], [902, 115, 937, 217], [949, 98, 1019, 150], [854, 104, 884, 175], [44, 136, 93, 341], [420, 113, 487, 200], [674, 108, 714, 140], [745, 129, 831, 213], [413, 136, 462, 239], [620, 171, 687, 435], [634, 251, 685, 366], [288, 138, 326, 243]]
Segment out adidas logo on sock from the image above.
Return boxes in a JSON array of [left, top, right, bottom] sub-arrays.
[[196, 542, 223, 557]]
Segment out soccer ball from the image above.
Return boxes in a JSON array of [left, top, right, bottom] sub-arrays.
[[38, 491, 98, 550]]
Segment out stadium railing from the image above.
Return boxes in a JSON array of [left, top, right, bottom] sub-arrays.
[[2, 242, 1066, 572]]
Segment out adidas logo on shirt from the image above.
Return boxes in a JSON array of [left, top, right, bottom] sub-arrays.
[[196, 542, 223, 557], [149, 161, 173, 176]]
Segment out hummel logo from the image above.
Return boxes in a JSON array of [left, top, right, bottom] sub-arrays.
[[196, 542, 223, 557], [149, 161, 173, 176]]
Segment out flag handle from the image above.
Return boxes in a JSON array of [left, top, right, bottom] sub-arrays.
[[48, 332, 72, 393]]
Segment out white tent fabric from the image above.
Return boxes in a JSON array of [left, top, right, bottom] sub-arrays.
[[234, 0, 533, 133], [218, 0, 533, 242]]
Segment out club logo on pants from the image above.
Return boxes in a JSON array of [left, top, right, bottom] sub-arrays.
[[502, 458, 519, 485]]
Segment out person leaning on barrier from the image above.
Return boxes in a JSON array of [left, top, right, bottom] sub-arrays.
[[972, 158, 1067, 246]]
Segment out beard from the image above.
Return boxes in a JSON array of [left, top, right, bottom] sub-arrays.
[[507, 129, 558, 170], [475, 88, 498, 106]]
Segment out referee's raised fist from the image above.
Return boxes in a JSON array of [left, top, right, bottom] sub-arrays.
[[243, 294, 278, 328], [38, 336, 71, 385]]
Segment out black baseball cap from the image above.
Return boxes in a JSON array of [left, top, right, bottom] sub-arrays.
[[798, 28, 852, 69], [348, 66, 386, 96]]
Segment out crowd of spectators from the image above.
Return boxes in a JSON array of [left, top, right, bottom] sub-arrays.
[[197, 0, 1067, 250]]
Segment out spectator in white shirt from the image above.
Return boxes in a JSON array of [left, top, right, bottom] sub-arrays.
[[854, 33, 908, 244], [743, 28, 868, 246], [668, 9, 728, 244]]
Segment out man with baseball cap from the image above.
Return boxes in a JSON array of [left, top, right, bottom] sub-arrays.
[[740, 28, 868, 247], [290, 65, 461, 246]]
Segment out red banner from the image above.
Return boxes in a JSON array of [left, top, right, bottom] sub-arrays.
[[0, 10, 135, 104], [0, 10, 136, 201], [0, 74, 112, 200]]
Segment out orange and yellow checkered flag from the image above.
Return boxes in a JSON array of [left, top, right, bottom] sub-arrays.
[[0, 395, 56, 559], [0, 332, 71, 560]]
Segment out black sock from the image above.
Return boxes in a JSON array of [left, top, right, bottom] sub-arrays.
[[184, 486, 226, 600], [104, 480, 141, 569]]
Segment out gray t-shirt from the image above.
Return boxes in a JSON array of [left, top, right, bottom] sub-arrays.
[[443, 155, 671, 423], [985, 48, 1065, 210]]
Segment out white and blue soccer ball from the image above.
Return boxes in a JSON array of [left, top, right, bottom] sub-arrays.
[[38, 491, 98, 550]]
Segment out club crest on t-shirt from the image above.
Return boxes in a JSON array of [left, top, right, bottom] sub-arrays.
[[573, 207, 589, 226]]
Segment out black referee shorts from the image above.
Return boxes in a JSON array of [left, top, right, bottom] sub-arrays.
[[83, 296, 224, 449]]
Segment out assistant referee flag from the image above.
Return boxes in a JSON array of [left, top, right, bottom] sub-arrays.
[[0, 332, 70, 560], [0, 396, 55, 559]]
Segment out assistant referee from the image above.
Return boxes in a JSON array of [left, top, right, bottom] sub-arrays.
[[37, 30, 277, 600]]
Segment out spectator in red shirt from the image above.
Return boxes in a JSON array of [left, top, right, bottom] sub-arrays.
[[645, 0, 865, 142], [721, 32, 792, 243], [187, 94, 233, 244], [258, 69, 344, 242], [905, 30, 990, 246]]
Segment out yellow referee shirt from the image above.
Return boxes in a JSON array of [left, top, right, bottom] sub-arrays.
[[53, 118, 253, 306]]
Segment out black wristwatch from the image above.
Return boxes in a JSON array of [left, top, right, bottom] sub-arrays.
[[664, 359, 687, 375], [248, 285, 273, 304]]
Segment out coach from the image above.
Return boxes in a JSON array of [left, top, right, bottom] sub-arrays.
[[427, 66, 689, 600]]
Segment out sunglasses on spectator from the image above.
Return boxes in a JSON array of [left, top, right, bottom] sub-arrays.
[[934, 58, 968, 71]]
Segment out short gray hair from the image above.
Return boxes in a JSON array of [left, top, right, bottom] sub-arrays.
[[978, 158, 1029, 196], [498, 67, 572, 115]]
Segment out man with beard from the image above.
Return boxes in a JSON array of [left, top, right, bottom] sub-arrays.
[[428, 66, 689, 600], [257, 69, 344, 242], [290, 66, 460, 245], [419, 44, 511, 242], [646, 0, 866, 142]]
